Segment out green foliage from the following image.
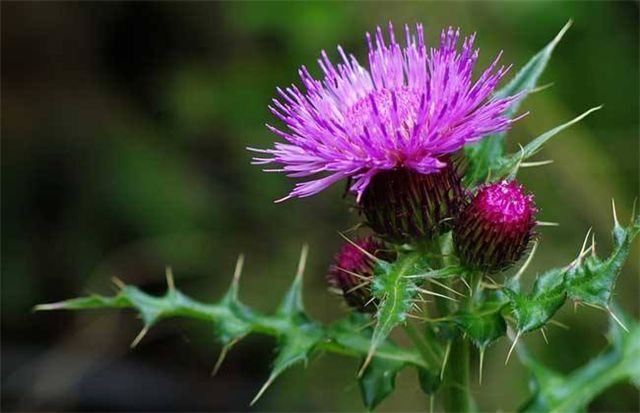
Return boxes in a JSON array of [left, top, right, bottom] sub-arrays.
[[502, 212, 638, 337], [366, 253, 424, 373], [33, 21, 640, 412], [565, 211, 640, 308], [34, 212, 640, 410], [464, 21, 571, 186], [493, 106, 602, 180], [359, 357, 405, 411], [35, 253, 437, 409], [453, 294, 507, 350], [518, 306, 640, 413], [503, 268, 567, 334]]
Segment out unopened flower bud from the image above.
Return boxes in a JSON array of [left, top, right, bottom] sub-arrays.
[[454, 180, 537, 273], [327, 237, 394, 312], [360, 159, 465, 244]]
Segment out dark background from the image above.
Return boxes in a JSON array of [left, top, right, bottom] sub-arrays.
[[2, 1, 639, 411]]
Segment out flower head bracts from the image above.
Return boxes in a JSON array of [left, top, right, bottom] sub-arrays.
[[454, 180, 538, 272], [251, 23, 523, 202]]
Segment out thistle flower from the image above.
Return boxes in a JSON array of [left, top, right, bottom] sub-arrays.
[[251, 23, 522, 203], [453, 180, 537, 273], [327, 236, 393, 312]]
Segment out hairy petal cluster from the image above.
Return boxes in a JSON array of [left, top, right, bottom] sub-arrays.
[[251, 23, 521, 201]]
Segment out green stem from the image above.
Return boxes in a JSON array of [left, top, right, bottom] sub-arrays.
[[421, 236, 473, 411], [34, 285, 429, 369], [444, 335, 471, 412]]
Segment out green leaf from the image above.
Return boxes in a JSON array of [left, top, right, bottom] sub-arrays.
[[503, 268, 566, 334], [453, 296, 507, 350], [464, 21, 572, 185], [518, 305, 640, 413], [329, 314, 440, 408], [359, 357, 405, 411], [327, 314, 428, 368], [36, 252, 437, 410], [565, 214, 640, 308], [417, 366, 442, 395], [493, 106, 602, 180], [365, 253, 424, 372], [251, 251, 324, 405]]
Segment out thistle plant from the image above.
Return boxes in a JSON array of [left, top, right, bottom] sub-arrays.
[[36, 21, 639, 412]]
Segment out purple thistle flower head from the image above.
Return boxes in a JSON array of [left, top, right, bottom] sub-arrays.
[[251, 23, 522, 202], [327, 236, 395, 312], [454, 180, 538, 273]]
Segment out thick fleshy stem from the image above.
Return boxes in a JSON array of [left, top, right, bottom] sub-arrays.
[[444, 336, 471, 412], [427, 238, 473, 412]]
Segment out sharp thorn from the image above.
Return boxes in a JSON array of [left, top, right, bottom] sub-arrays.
[[416, 287, 457, 302], [537, 221, 560, 227], [529, 82, 554, 94], [358, 347, 375, 378], [233, 254, 245, 286], [608, 307, 629, 333], [541, 327, 549, 344], [612, 199, 620, 227], [631, 197, 638, 223], [336, 266, 372, 281], [549, 319, 570, 330], [130, 325, 150, 349], [429, 279, 465, 297], [580, 227, 593, 257], [479, 348, 485, 385], [338, 232, 379, 262], [505, 331, 521, 365], [364, 296, 377, 308], [342, 222, 364, 234], [581, 301, 605, 311], [514, 241, 538, 281], [459, 276, 472, 296], [33, 302, 66, 311], [165, 267, 175, 291], [521, 160, 554, 168], [345, 280, 371, 294], [111, 276, 126, 290], [591, 233, 597, 257], [484, 275, 502, 288], [250, 373, 277, 406], [407, 313, 430, 321], [440, 340, 452, 380], [211, 337, 241, 376], [295, 244, 309, 281]]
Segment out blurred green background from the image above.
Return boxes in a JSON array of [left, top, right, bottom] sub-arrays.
[[2, 1, 638, 411]]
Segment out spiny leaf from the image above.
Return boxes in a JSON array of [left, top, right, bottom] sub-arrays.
[[453, 296, 507, 350], [493, 106, 602, 180], [464, 21, 572, 185], [362, 253, 425, 375], [36, 250, 435, 410], [251, 245, 324, 405], [503, 268, 566, 334], [417, 366, 442, 395], [252, 319, 323, 405], [518, 305, 640, 413], [565, 213, 640, 309], [359, 356, 406, 411], [327, 314, 428, 368]]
